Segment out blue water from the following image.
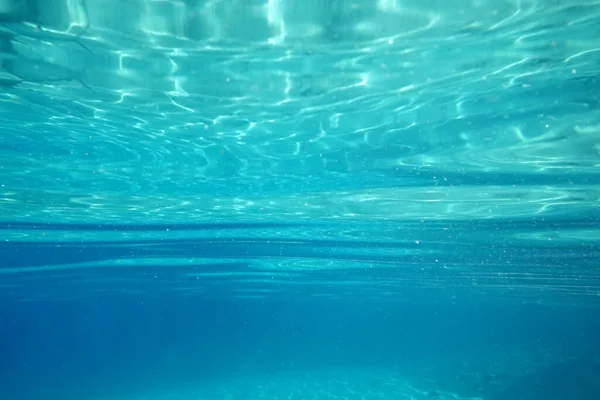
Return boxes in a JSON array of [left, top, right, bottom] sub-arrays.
[[1, 1, 600, 399]]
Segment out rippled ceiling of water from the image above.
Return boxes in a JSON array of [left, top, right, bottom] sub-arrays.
[[0, 0, 599, 224], [1, 0, 599, 305]]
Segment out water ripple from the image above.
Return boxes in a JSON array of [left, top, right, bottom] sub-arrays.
[[1, 1, 599, 223], [0, 1, 599, 304]]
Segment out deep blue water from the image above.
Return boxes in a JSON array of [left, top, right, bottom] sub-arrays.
[[1, 1, 600, 399]]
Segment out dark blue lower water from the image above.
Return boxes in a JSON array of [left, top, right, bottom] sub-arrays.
[[1, 220, 599, 399], [2, 287, 600, 400]]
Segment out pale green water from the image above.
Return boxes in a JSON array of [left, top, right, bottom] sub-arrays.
[[1, 0, 599, 225]]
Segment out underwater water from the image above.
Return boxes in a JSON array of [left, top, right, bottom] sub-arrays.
[[1, 0, 600, 399]]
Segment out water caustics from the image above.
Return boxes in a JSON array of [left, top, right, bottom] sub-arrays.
[[1, 0, 598, 300]]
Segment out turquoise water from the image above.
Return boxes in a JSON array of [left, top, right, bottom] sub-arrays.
[[1, 0, 600, 399]]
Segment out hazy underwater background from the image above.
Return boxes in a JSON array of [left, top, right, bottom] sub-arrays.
[[1, 1, 599, 399]]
